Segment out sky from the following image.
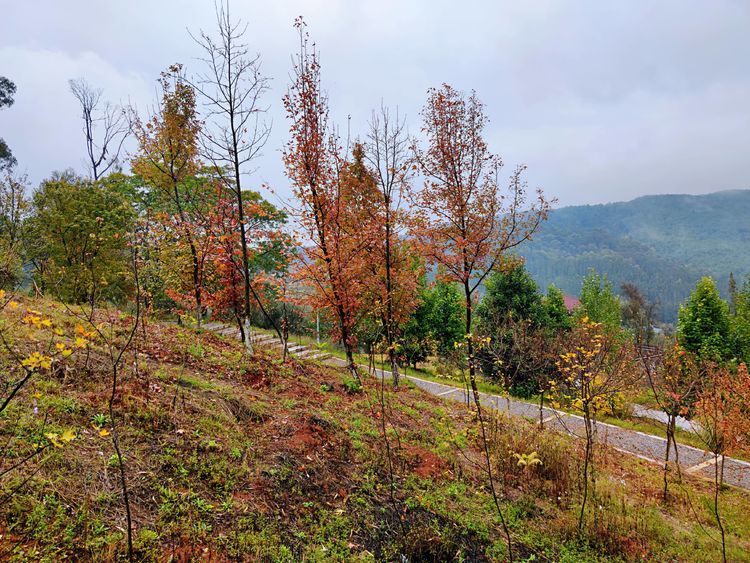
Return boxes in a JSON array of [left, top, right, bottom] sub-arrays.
[[1, 0, 749, 207]]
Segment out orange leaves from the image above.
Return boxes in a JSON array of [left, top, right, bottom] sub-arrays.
[[694, 361, 750, 456], [412, 84, 552, 298]]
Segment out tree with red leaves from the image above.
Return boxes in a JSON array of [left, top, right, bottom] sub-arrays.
[[412, 84, 552, 380], [202, 184, 291, 347], [693, 361, 750, 563], [283, 19, 374, 380]]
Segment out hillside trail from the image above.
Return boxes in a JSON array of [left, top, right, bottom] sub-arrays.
[[203, 322, 750, 491]]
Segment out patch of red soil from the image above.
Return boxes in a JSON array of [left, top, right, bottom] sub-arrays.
[[288, 418, 330, 452], [405, 445, 449, 479]]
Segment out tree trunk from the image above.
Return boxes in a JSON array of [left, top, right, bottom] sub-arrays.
[[539, 391, 545, 429], [464, 281, 474, 377], [243, 318, 254, 355], [714, 452, 726, 563]]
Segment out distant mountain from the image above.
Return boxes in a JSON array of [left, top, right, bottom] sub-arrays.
[[519, 190, 750, 324]]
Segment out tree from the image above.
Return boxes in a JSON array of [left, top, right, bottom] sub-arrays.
[[0, 76, 17, 171], [542, 284, 572, 332], [0, 169, 28, 288], [693, 361, 750, 563], [577, 269, 621, 332], [621, 282, 657, 346], [25, 171, 135, 305], [364, 105, 420, 386], [475, 261, 547, 397], [554, 316, 638, 532], [283, 19, 374, 380], [399, 278, 463, 369], [69, 78, 129, 180], [677, 277, 731, 361], [189, 1, 273, 351], [203, 185, 291, 344], [131, 65, 209, 326], [412, 83, 551, 385], [728, 272, 738, 316], [476, 260, 545, 328], [640, 342, 701, 501], [730, 275, 750, 364]]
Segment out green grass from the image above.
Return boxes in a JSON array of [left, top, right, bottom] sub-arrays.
[[264, 325, 750, 466]]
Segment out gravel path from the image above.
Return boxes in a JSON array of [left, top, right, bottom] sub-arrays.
[[204, 323, 750, 491], [328, 357, 750, 491]]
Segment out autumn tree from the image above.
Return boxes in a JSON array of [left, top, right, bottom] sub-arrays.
[[554, 317, 638, 532], [283, 19, 373, 380], [693, 361, 750, 563], [189, 2, 273, 350], [0, 169, 28, 288], [412, 84, 551, 383], [363, 105, 421, 386], [69, 78, 129, 180], [202, 185, 291, 345], [131, 65, 210, 326], [639, 342, 701, 501]]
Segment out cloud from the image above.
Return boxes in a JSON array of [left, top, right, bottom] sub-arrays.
[[0, 46, 152, 184], [1, 0, 749, 206]]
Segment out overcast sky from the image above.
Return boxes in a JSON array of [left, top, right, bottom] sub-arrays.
[[1, 0, 749, 207]]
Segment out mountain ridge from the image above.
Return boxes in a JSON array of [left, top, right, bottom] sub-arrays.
[[520, 189, 750, 323]]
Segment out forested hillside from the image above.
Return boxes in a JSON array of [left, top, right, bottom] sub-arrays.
[[521, 190, 750, 323]]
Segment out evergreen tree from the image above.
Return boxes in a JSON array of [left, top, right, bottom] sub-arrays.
[[677, 277, 731, 361], [577, 269, 621, 332], [730, 275, 750, 364], [400, 278, 464, 368], [25, 171, 135, 304], [476, 261, 545, 330], [542, 284, 572, 332]]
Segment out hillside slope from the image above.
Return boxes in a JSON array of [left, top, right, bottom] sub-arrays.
[[1, 298, 749, 561], [521, 190, 750, 323]]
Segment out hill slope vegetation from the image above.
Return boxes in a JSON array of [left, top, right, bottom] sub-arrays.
[[521, 190, 750, 322]]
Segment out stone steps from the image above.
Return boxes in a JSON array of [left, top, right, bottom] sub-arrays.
[[204, 323, 332, 363]]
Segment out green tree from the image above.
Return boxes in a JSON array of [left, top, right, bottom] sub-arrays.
[[476, 261, 545, 329], [577, 269, 621, 331], [730, 275, 750, 364], [677, 277, 731, 361], [26, 171, 135, 304], [0, 76, 17, 171], [0, 169, 28, 288], [542, 284, 572, 332], [400, 278, 463, 368], [620, 282, 657, 346]]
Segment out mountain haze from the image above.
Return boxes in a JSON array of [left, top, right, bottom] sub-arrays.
[[520, 190, 750, 323]]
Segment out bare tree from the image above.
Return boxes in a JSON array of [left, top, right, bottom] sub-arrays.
[[188, 2, 274, 353], [68, 78, 129, 180], [364, 105, 416, 387]]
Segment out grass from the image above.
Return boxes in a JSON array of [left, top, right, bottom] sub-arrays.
[[3, 301, 746, 560], [268, 326, 750, 463]]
